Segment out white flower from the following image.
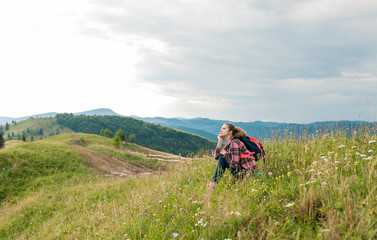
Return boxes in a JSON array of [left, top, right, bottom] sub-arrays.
[[230, 211, 241, 216], [285, 202, 295, 207], [352, 146, 357, 149], [335, 161, 340, 164], [321, 182, 327, 186], [368, 150, 373, 153], [369, 140, 376, 144], [251, 188, 258, 192], [338, 145, 346, 148]]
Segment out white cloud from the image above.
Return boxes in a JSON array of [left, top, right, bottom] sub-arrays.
[[1, 0, 377, 122]]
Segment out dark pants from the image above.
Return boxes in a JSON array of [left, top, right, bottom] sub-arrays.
[[212, 155, 245, 183]]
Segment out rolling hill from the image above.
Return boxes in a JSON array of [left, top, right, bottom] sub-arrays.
[[2, 108, 376, 142], [0, 114, 216, 156], [0, 108, 118, 125]]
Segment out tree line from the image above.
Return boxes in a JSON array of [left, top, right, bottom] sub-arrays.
[[56, 113, 216, 156]]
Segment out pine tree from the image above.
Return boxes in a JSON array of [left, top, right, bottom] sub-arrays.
[[112, 135, 121, 148], [114, 129, 127, 142], [0, 133, 4, 149]]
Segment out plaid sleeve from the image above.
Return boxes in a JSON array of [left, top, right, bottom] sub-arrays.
[[214, 146, 221, 159]]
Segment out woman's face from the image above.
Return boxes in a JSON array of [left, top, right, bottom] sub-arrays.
[[219, 124, 232, 138]]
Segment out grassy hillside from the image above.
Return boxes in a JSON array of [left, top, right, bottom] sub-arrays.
[[1, 130, 377, 239], [56, 113, 216, 156], [1, 117, 74, 140]]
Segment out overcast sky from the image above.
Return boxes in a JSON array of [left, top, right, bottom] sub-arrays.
[[1, 0, 377, 123]]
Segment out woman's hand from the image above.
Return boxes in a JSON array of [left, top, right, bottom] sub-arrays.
[[217, 135, 223, 148], [220, 149, 226, 155], [217, 134, 223, 142]]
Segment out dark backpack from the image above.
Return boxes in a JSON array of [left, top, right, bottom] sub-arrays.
[[238, 136, 266, 163]]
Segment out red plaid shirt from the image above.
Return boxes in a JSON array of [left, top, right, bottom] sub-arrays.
[[214, 138, 256, 170]]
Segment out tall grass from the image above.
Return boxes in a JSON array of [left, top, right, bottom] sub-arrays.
[[0, 130, 376, 239]]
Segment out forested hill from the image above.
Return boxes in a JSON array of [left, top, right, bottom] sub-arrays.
[[56, 114, 215, 156]]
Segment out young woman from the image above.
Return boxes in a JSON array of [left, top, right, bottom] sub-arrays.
[[207, 123, 257, 190]]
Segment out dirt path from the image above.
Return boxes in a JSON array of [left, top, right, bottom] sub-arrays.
[[70, 134, 155, 178]]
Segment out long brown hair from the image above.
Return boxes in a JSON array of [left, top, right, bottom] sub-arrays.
[[224, 123, 247, 138]]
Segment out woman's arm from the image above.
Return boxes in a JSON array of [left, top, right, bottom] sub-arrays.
[[214, 135, 224, 159]]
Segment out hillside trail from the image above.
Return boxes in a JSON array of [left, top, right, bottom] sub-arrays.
[[70, 134, 156, 178]]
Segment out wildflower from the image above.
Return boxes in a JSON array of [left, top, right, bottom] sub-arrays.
[[362, 201, 365, 206], [251, 188, 258, 192], [352, 146, 356, 149], [369, 140, 376, 144], [230, 211, 241, 216], [368, 150, 373, 153], [338, 145, 346, 148], [335, 161, 340, 164], [172, 233, 179, 238], [370, 208, 375, 215], [287, 172, 291, 177], [321, 182, 327, 186], [285, 202, 295, 207], [268, 172, 273, 176]]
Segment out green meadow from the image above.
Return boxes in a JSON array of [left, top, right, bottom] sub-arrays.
[[2, 118, 74, 139], [1, 129, 377, 239]]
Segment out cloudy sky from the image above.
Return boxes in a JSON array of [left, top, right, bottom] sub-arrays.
[[1, 0, 377, 123]]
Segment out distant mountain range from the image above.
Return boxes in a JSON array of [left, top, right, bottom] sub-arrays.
[[133, 117, 376, 141], [0, 108, 118, 125], [1, 108, 376, 141]]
